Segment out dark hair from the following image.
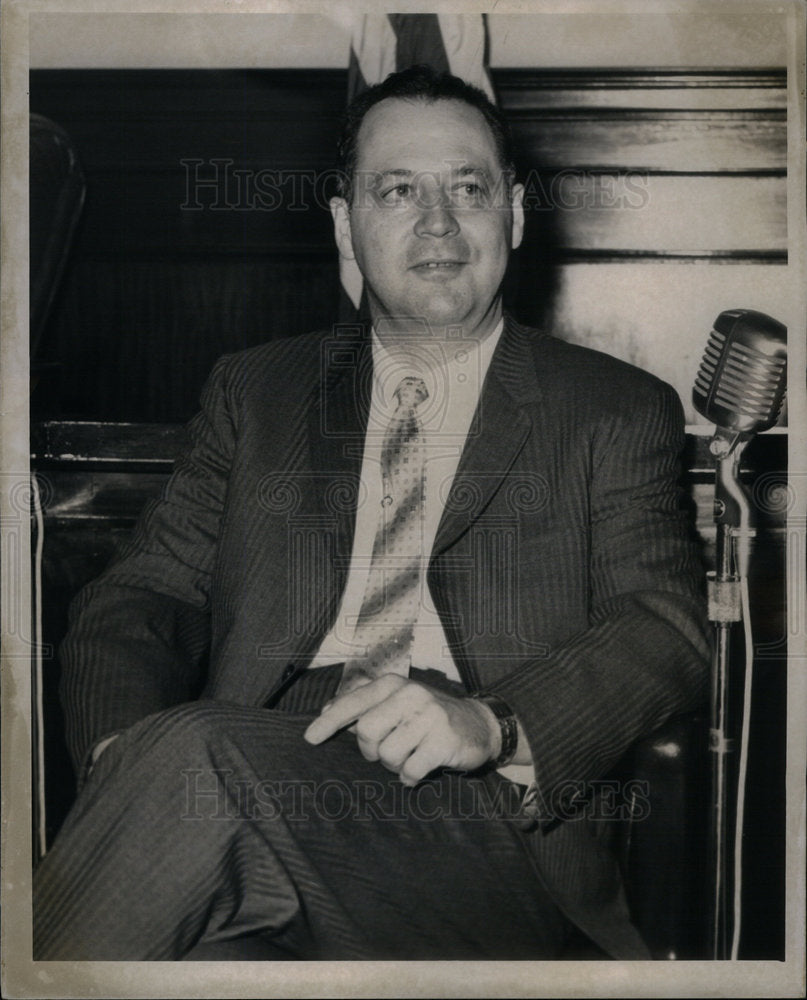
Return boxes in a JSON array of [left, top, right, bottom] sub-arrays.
[[335, 65, 515, 202]]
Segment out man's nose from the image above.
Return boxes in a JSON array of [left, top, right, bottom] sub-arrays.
[[413, 192, 460, 239]]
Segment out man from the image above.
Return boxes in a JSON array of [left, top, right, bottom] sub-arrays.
[[33, 67, 709, 961]]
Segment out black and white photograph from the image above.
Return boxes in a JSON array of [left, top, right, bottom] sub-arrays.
[[1, 1, 805, 996]]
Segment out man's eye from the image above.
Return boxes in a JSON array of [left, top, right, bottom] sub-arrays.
[[381, 183, 412, 204], [453, 183, 487, 205]]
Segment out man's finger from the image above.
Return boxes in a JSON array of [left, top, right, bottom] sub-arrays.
[[303, 674, 404, 744], [398, 736, 446, 787], [371, 716, 423, 771]]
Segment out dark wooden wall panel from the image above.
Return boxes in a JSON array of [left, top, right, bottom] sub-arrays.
[[38, 257, 340, 421], [513, 116, 785, 171], [30, 67, 786, 423], [530, 174, 785, 251]]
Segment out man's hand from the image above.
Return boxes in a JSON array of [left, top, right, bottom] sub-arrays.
[[303, 674, 501, 786]]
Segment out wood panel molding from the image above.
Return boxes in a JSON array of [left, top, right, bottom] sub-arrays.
[[29, 68, 788, 421], [30, 67, 786, 260]]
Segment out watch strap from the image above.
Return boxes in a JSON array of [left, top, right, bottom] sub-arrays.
[[471, 692, 518, 768]]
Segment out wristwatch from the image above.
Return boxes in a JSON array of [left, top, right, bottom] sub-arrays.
[[471, 692, 518, 768]]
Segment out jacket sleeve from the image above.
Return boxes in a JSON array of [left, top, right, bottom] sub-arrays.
[[487, 378, 710, 803], [59, 354, 240, 776]]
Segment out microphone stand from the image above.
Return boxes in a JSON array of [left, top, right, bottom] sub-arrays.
[[706, 428, 753, 959]]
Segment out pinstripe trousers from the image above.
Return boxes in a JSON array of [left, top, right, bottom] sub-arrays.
[[33, 666, 569, 960]]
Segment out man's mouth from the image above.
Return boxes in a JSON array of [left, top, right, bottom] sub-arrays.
[[411, 260, 466, 271]]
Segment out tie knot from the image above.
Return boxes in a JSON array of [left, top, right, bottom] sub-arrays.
[[394, 376, 428, 412]]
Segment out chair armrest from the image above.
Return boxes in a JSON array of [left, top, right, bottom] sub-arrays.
[[612, 711, 710, 959]]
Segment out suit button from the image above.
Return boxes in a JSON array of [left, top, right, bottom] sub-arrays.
[[282, 663, 297, 680]]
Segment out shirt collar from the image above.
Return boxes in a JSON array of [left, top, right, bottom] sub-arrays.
[[370, 318, 504, 413]]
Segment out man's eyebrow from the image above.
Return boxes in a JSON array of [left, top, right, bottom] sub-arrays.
[[377, 169, 414, 180], [373, 167, 492, 181]]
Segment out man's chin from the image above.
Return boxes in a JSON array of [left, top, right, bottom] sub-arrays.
[[368, 289, 501, 339], [380, 318, 467, 341], [419, 306, 501, 339], [388, 301, 473, 334]]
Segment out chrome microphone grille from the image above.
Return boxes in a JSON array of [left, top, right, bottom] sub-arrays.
[[693, 310, 787, 435]]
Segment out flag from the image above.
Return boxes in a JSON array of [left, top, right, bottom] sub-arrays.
[[339, 14, 495, 316]]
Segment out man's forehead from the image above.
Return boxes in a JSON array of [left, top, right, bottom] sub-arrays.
[[355, 96, 499, 169]]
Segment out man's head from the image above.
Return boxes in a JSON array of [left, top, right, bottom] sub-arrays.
[[330, 66, 525, 342], [335, 66, 516, 204]]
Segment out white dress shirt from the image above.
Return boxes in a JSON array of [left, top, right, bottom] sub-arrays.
[[312, 320, 502, 673]]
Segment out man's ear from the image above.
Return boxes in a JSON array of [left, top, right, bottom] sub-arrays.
[[329, 197, 356, 261], [510, 183, 525, 251]]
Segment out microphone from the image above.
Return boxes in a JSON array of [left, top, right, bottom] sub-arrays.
[[692, 310, 787, 960], [693, 309, 787, 457]]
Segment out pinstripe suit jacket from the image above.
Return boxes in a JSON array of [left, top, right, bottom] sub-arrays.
[[60, 315, 710, 958]]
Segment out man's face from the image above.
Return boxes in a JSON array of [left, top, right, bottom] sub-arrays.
[[330, 97, 524, 341]]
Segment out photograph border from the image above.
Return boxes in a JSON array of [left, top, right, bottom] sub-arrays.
[[2, 1, 805, 997]]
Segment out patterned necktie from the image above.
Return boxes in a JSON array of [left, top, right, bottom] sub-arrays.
[[337, 375, 429, 695]]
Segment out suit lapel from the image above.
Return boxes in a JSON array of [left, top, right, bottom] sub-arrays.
[[432, 315, 542, 557], [305, 324, 372, 612]]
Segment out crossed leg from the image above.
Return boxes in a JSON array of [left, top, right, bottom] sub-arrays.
[[33, 700, 568, 960]]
